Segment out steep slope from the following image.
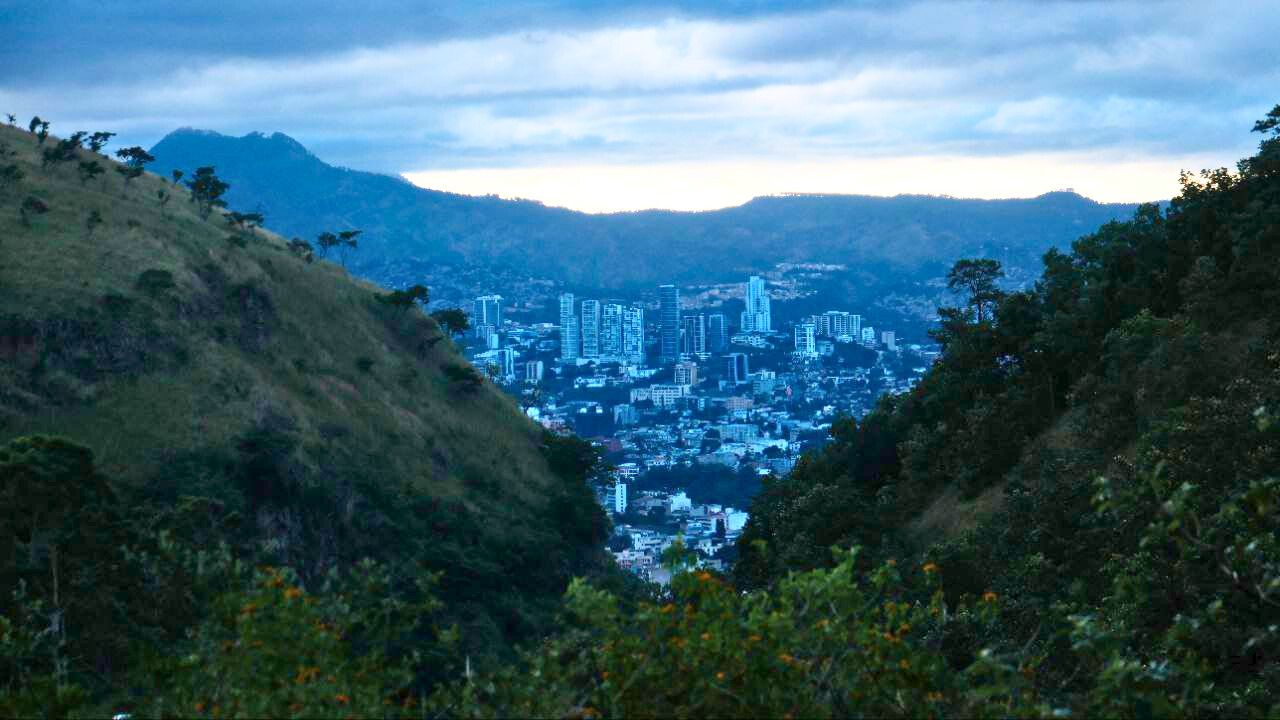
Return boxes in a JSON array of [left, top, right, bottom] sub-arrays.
[[148, 129, 1142, 294], [0, 123, 608, 656]]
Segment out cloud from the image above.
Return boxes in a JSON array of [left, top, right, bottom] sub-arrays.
[[1, 0, 1274, 207]]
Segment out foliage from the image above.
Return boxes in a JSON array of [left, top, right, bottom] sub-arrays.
[[378, 284, 429, 312], [185, 165, 230, 219], [430, 308, 470, 337]]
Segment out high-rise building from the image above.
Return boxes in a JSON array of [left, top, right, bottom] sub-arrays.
[[881, 330, 897, 351], [473, 295, 502, 338], [682, 314, 706, 356], [622, 305, 645, 365], [497, 347, 515, 379], [674, 360, 698, 386], [861, 326, 877, 347], [581, 299, 601, 358], [812, 313, 832, 337], [525, 360, 544, 382], [601, 303, 624, 358], [850, 314, 863, 338], [606, 482, 628, 514], [707, 313, 728, 352], [659, 285, 681, 363], [795, 322, 817, 357], [725, 352, 750, 384], [740, 276, 772, 332], [559, 293, 579, 361]]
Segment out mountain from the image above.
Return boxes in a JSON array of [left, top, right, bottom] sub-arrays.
[[0, 122, 610, 673], [148, 129, 1144, 305]]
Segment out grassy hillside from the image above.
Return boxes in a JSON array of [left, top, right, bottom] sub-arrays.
[[0, 121, 609, 659]]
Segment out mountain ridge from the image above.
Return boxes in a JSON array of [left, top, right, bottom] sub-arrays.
[[147, 129, 1145, 297]]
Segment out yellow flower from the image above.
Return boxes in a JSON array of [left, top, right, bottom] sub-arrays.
[[922, 562, 939, 574], [982, 591, 998, 603], [697, 571, 712, 581], [716, 671, 726, 681], [284, 587, 304, 600], [335, 694, 350, 705], [195, 701, 206, 713], [701, 632, 712, 641], [926, 692, 944, 702], [748, 634, 762, 643], [778, 653, 795, 665], [899, 659, 911, 670], [661, 603, 675, 614], [601, 671, 610, 680]]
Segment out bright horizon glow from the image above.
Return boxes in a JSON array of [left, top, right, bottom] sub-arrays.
[[402, 151, 1227, 213]]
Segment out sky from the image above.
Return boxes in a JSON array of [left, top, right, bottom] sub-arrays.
[[1, 0, 1276, 212]]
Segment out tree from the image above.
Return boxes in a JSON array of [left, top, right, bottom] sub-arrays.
[[114, 146, 155, 169], [19, 196, 48, 227], [76, 161, 104, 186], [315, 231, 339, 259], [114, 164, 144, 186], [170, 169, 183, 185], [41, 139, 78, 170], [66, 131, 87, 149], [4, 114, 14, 126], [430, 308, 470, 337], [28, 116, 49, 144], [185, 166, 229, 220], [336, 229, 361, 267], [287, 238, 315, 263], [226, 211, 264, 235], [156, 189, 170, 215], [377, 284, 429, 312], [946, 258, 1004, 324], [86, 131, 115, 154]]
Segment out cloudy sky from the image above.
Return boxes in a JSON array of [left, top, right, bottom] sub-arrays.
[[2, 0, 1276, 212]]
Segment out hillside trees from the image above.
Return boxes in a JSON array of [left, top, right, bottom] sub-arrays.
[[431, 308, 470, 337], [337, 229, 361, 267], [185, 166, 229, 220], [76, 160, 103, 186]]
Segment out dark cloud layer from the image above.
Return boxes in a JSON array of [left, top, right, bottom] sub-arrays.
[[0, 0, 1275, 198]]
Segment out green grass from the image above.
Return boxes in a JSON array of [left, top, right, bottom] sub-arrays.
[[0, 122, 556, 508]]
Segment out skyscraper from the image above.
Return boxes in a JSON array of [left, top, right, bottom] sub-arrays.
[[795, 322, 817, 357], [725, 352, 750, 384], [707, 313, 728, 352], [622, 305, 645, 365], [601, 303, 624, 358], [740, 276, 772, 332], [659, 284, 681, 363], [473, 295, 502, 338], [581, 299, 601, 358], [682, 314, 706, 356], [559, 293, 579, 361]]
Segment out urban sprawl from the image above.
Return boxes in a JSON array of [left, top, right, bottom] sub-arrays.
[[462, 276, 940, 583]]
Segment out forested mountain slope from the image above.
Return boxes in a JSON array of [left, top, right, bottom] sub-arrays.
[[0, 120, 611, 711], [148, 128, 1141, 291]]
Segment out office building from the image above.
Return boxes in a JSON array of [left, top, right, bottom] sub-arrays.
[[707, 313, 728, 352], [622, 305, 645, 365], [725, 352, 750, 384], [601, 303, 624, 358], [473, 295, 502, 338], [525, 360, 544, 382], [740, 276, 772, 332], [606, 482, 628, 514], [581, 299, 601, 358], [795, 322, 817, 357], [682, 314, 706, 356], [674, 361, 698, 386], [881, 330, 897, 351], [861, 326, 877, 347], [659, 284, 681, 363], [559, 293, 579, 361]]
